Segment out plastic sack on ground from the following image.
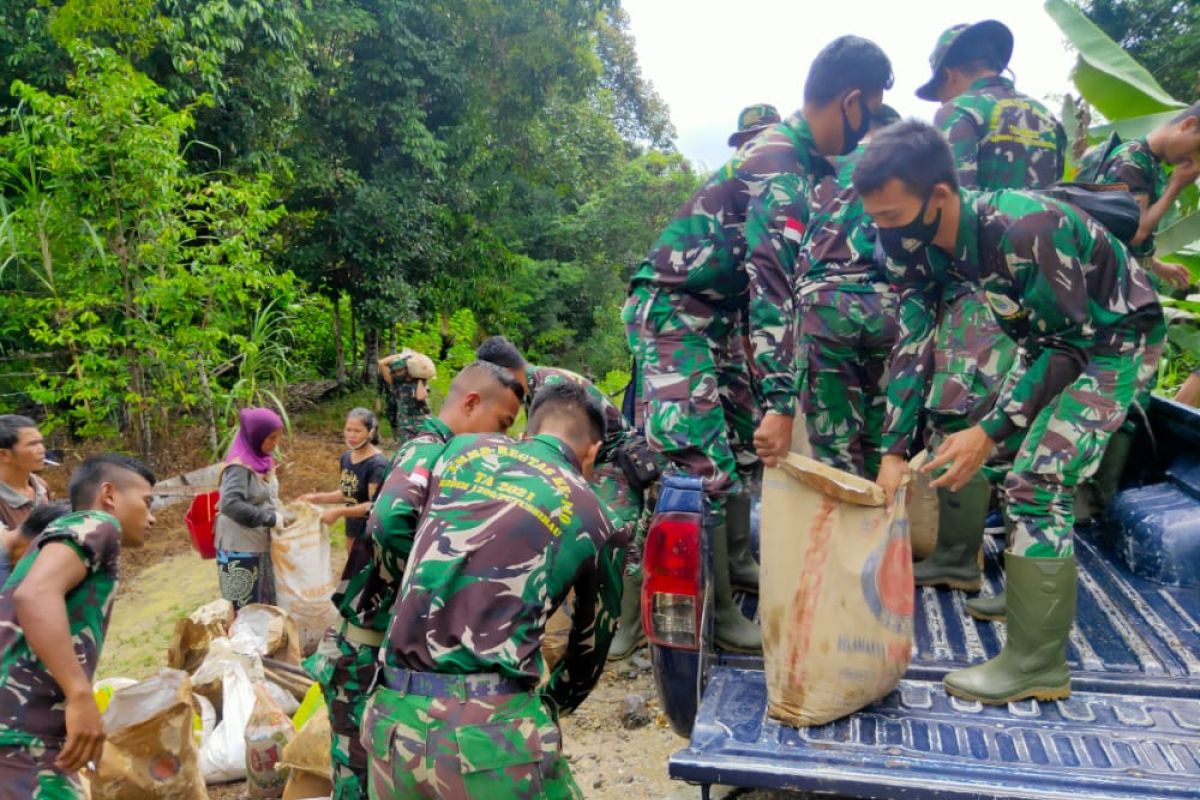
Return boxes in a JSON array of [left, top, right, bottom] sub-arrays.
[[267, 681, 300, 716], [87, 668, 208, 800], [94, 677, 138, 714], [246, 681, 296, 799], [760, 453, 914, 727], [199, 658, 258, 784], [229, 604, 303, 665], [192, 636, 266, 713], [908, 450, 939, 560], [280, 706, 332, 799], [270, 503, 338, 656], [168, 599, 235, 674]]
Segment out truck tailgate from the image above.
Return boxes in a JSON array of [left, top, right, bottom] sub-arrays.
[[671, 532, 1200, 798]]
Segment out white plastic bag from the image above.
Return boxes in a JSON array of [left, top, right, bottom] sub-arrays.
[[271, 503, 338, 654], [199, 659, 257, 784]]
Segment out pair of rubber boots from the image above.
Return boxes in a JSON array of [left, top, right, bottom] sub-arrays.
[[609, 494, 760, 659]]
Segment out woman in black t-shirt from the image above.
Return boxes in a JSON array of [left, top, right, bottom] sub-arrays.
[[298, 407, 389, 546]]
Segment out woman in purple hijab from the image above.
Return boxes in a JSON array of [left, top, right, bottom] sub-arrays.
[[215, 407, 285, 608]]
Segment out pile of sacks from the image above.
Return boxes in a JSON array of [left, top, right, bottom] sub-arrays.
[[87, 599, 334, 799]]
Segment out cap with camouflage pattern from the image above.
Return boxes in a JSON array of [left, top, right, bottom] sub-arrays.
[[728, 103, 782, 147], [915, 20, 1014, 102]]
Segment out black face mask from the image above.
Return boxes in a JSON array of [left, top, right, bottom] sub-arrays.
[[878, 192, 942, 267], [840, 96, 871, 155]]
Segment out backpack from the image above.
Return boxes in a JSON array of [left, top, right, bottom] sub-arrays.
[[1073, 131, 1124, 184], [1037, 181, 1141, 246]]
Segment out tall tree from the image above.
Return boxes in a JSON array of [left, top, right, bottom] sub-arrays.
[[1079, 0, 1200, 101]]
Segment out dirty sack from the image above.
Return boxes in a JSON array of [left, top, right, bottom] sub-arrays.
[[270, 503, 338, 655], [229, 604, 303, 665], [245, 680, 296, 799], [198, 655, 258, 784], [168, 599, 235, 673], [87, 668, 208, 800], [760, 453, 914, 727], [279, 706, 332, 799]]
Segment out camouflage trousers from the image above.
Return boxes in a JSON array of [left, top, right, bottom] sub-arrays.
[[993, 327, 1164, 558], [361, 685, 581, 800], [591, 461, 643, 577], [927, 288, 1018, 437], [622, 284, 760, 525], [0, 746, 80, 800], [304, 628, 380, 800], [796, 286, 897, 478]]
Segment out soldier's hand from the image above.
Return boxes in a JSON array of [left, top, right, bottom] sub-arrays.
[[1168, 157, 1200, 191], [925, 426, 995, 491], [59, 690, 105, 772], [753, 412, 793, 467], [1152, 259, 1192, 291], [876, 454, 908, 513]]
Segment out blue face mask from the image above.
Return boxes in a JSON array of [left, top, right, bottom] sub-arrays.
[[878, 191, 941, 267]]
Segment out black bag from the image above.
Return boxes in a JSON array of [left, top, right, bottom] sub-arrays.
[[615, 435, 662, 492], [1038, 181, 1141, 246]]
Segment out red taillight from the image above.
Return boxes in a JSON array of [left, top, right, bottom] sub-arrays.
[[641, 511, 702, 650]]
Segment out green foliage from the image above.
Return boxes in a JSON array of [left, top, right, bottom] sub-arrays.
[[1079, 0, 1200, 102]]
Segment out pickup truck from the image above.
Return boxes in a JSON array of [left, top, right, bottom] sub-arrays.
[[640, 396, 1200, 799]]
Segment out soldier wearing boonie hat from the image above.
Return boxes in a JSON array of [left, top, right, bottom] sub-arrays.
[[728, 103, 782, 149]]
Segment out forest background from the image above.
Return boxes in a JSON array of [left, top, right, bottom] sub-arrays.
[[0, 0, 1197, 463]]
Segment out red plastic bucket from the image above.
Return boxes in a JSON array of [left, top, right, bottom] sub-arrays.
[[185, 491, 220, 560]]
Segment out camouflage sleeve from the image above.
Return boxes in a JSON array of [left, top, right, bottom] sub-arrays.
[[935, 102, 982, 189], [880, 270, 941, 457], [977, 242, 1091, 441], [1101, 147, 1156, 198], [366, 443, 438, 574], [742, 169, 810, 416], [41, 515, 120, 575], [544, 519, 620, 714]]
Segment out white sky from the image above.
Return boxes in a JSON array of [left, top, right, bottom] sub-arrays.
[[622, 0, 1078, 170]]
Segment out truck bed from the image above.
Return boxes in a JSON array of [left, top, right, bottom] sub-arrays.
[[670, 529, 1200, 799]]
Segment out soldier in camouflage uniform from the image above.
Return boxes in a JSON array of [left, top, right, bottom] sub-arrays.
[[1072, 105, 1200, 521], [475, 336, 656, 659], [361, 383, 618, 799], [0, 454, 156, 800], [856, 120, 1165, 705], [305, 363, 522, 800], [624, 36, 893, 652], [377, 349, 436, 445], [728, 103, 782, 150], [795, 105, 900, 478], [909, 20, 1066, 592]]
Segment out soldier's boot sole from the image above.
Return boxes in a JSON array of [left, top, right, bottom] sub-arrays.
[[943, 552, 1076, 705]]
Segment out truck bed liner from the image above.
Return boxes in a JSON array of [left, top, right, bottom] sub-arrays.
[[672, 528, 1200, 798]]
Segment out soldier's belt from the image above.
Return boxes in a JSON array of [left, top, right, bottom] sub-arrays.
[[382, 666, 533, 700], [340, 621, 385, 648]]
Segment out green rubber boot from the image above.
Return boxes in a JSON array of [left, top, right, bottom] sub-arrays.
[[607, 571, 645, 661], [965, 591, 1006, 621], [726, 493, 760, 594], [713, 520, 762, 653], [913, 472, 989, 592], [944, 552, 1077, 704], [1076, 428, 1134, 525]]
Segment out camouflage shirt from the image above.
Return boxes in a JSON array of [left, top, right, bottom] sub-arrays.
[[798, 142, 890, 291], [1080, 137, 1165, 258], [345, 416, 453, 632], [628, 112, 834, 416], [881, 188, 1162, 453], [934, 75, 1065, 192], [526, 365, 627, 463], [0, 511, 122, 749], [384, 433, 618, 713]]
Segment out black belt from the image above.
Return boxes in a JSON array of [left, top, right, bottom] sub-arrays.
[[381, 666, 533, 701]]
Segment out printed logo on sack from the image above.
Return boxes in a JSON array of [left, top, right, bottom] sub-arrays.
[[148, 752, 181, 781], [859, 516, 915, 635]]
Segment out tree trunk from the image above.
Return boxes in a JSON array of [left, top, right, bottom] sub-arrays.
[[332, 294, 347, 386], [348, 301, 358, 382], [363, 328, 380, 384], [197, 360, 220, 455]]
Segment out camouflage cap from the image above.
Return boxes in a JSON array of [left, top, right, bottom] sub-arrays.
[[915, 20, 1014, 102], [728, 103, 782, 147]]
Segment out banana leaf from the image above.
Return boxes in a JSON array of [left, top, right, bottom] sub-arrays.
[[1156, 212, 1200, 256], [1089, 110, 1181, 141], [1045, 0, 1184, 119]]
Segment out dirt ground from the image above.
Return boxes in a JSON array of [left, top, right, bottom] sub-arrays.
[[84, 408, 802, 800]]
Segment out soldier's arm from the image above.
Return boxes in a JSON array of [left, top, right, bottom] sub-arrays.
[[366, 445, 435, 569], [880, 275, 940, 456], [545, 519, 620, 713], [742, 170, 810, 416], [14, 543, 103, 771], [934, 103, 981, 189], [378, 354, 403, 386], [978, 250, 1091, 443]]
